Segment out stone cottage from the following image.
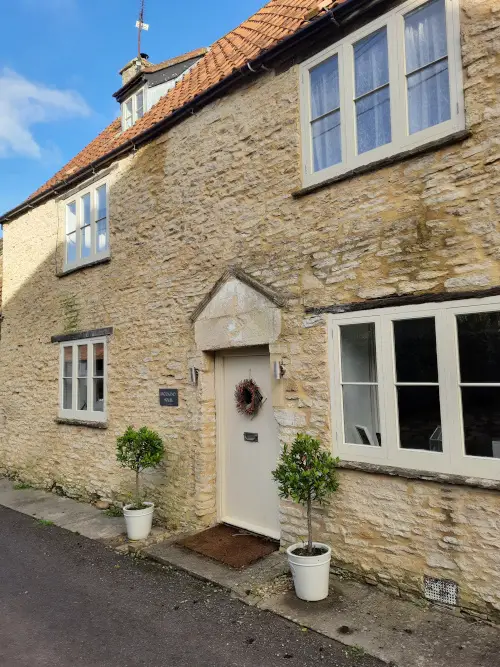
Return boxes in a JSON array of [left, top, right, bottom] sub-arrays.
[[1, 0, 500, 621]]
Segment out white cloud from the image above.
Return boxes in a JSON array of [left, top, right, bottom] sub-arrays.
[[0, 68, 90, 159]]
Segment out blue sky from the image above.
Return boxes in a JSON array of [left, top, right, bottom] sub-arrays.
[[0, 0, 265, 228]]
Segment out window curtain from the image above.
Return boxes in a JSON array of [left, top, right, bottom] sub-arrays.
[[354, 28, 391, 155], [310, 56, 341, 172], [405, 0, 451, 134]]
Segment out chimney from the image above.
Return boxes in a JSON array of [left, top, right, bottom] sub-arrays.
[[119, 53, 150, 86]]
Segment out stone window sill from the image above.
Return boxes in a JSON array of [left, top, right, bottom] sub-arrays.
[[292, 130, 471, 199], [56, 418, 108, 430], [339, 460, 500, 492], [57, 256, 111, 278]]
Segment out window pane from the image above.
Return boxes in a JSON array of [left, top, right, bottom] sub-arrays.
[[93, 378, 104, 412], [78, 345, 88, 377], [462, 387, 500, 458], [408, 59, 450, 134], [340, 323, 377, 383], [136, 91, 144, 118], [356, 87, 391, 154], [81, 224, 91, 259], [354, 28, 389, 98], [124, 100, 133, 128], [94, 343, 104, 377], [81, 193, 91, 227], [312, 111, 341, 172], [394, 318, 438, 382], [405, 0, 447, 74], [66, 201, 76, 234], [397, 386, 442, 451], [63, 346, 73, 377], [342, 385, 381, 446], [78, 378, 88, 411], [97, 219, 108, 252], [96, 185, 107, 221], [66, 231, 76, 263], [310, 55, 340, 120], [457, 312, 500, 383], [63, 378, 72, 410]]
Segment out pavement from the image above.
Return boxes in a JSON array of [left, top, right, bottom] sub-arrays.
[[0, 505, 382, 667], [1, 478, 499, 667]]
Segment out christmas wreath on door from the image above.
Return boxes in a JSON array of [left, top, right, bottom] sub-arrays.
[[234, 378, 263, 417]]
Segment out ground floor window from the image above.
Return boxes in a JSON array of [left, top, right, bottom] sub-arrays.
[[59, 337, 107, 422], [329, 296, 500, 481]]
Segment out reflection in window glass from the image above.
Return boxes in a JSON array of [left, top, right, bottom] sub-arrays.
[[354, 28, 391, 154], [457, 311, 500, 383], [94, 378, 105, 412], [397, 386, 442, 451], [462, 387, 500, 459], [63, 379, 72, 410], [394, 317, 438, 382], [341, 323, 377, 383], [93, 343, 105, 413], [340, 323, 380, 446], [393, 317, 442, 452], [63, 346, 73, 378], [96, 185, 108, 253], [310, 55, 342, 171], [66, 202, 77, 264], [77, 345, 88, 411], [457, 311, 500, 458], [136, 90, 144, 119]]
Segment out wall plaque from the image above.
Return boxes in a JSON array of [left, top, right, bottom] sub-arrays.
[[159, 388, 179, 407]]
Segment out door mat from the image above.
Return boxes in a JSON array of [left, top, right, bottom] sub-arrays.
[[178, 524, 279, 569]]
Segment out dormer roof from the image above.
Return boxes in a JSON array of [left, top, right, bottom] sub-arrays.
[[113, 48, 209, 103]]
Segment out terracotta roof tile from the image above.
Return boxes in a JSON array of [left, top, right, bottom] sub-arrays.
[[24, 0, 346, 206]]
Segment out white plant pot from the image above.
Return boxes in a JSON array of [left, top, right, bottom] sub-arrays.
[[286, 542, 332, 601], [123, 502, 154, 541]]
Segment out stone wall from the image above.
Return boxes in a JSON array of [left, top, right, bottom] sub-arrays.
[[1, 0, 500, 620]]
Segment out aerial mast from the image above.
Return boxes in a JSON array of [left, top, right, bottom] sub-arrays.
[[136, 0, 149, 58]]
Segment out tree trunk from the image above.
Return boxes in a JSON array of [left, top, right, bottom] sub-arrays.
[[135, 470, 141, 507], [307, 493, 313, 555]]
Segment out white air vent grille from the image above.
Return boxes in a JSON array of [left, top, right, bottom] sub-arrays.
[[424, 576, 458, 606]]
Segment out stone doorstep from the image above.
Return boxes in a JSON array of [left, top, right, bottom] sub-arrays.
[[145, 540, 500, 667]]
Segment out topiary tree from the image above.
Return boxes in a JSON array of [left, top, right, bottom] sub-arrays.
[[116, 426, 164, 508], [272, 433, 339, 555]]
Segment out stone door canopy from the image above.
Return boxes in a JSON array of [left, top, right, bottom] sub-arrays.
[[191, 267, 288, 351]]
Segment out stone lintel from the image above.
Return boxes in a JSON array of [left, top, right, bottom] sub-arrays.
[[51, 327, 113, 344]]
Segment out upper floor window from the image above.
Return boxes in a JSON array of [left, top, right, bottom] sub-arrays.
[[122, 88, 146, 130], [329, 296, 500, 482], [65, 180, 109, 271], [300, 0, 464, 188], [59, 337, 107, 422]]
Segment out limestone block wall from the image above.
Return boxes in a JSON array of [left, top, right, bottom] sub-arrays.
[[0, 0, 499, 619]]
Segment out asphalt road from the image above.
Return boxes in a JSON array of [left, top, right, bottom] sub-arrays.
[[0, 506, 384, 667]]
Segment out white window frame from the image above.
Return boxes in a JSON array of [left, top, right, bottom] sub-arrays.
[[59, 337, 108, 423], [329, 295, 500, 482], [300, 0, 465, 188], [121, 86, 147, 131], [64, 177, 110, 272]]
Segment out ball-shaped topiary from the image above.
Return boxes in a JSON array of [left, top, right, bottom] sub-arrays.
[[117, 426, 164, 508]]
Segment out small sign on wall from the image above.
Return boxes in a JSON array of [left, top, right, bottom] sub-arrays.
[[159, 388, 179, 407]]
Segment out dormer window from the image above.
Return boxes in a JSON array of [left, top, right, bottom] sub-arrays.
[[122, 87, 146, 130]]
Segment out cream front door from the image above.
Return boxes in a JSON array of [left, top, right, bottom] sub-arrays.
[[217, 349, 280, 540]]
